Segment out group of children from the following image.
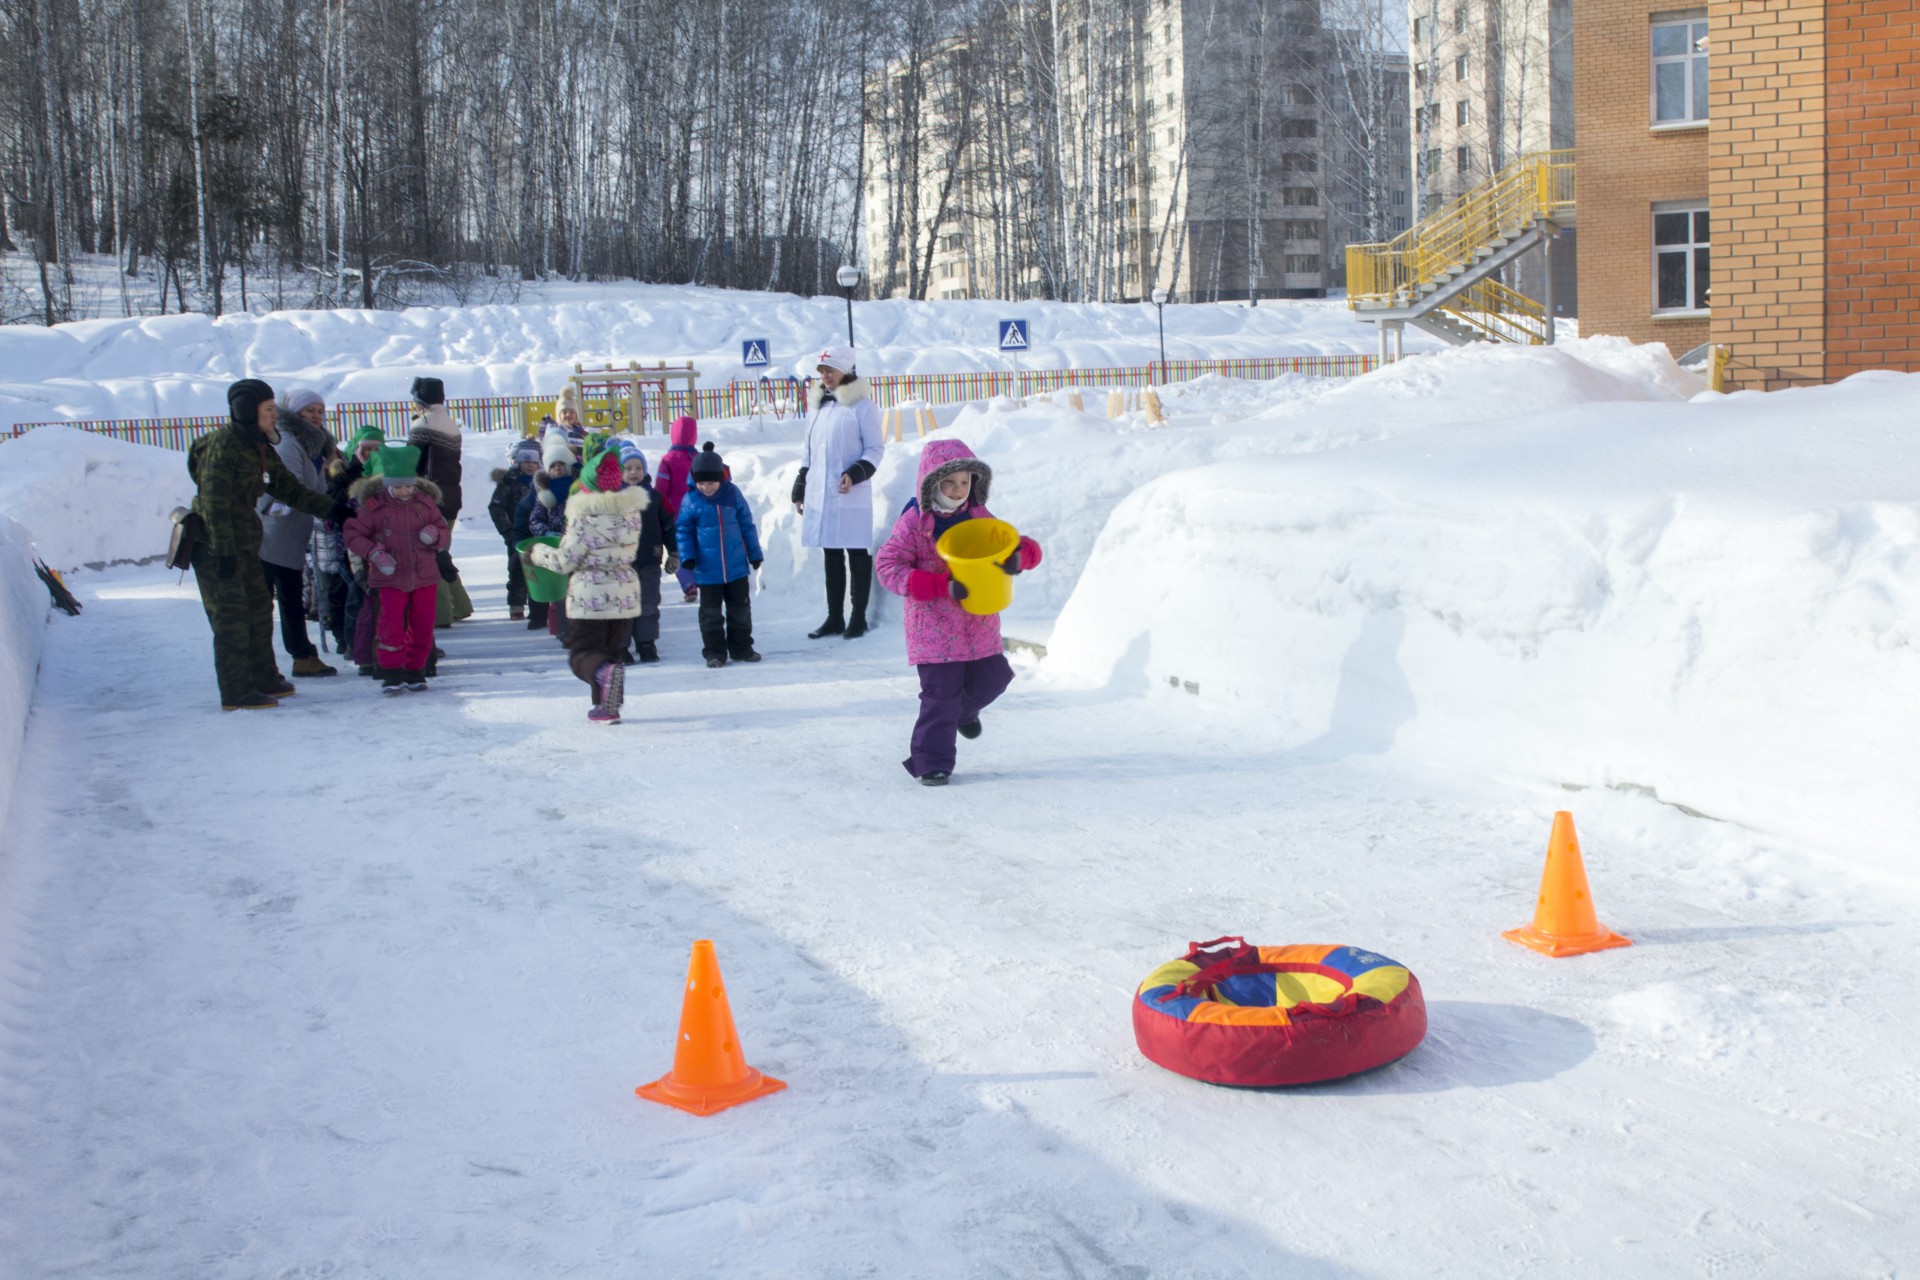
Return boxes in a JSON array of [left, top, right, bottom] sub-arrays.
[[328, 388, 1041, 782], [475, 418, 764, 723]]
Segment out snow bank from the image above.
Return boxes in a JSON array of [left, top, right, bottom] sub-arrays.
[[1046, 370, 1920, 878], [0, 428, 195, 573], [0, 516, 45, 840], [0, 287, 1422, 430]]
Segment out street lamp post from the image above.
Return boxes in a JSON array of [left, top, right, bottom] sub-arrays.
[[836, 264, 860, 347], [1151, 287, 1169, 384]]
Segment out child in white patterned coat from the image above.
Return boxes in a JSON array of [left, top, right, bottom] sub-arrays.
[[528, 446, 649, 724]]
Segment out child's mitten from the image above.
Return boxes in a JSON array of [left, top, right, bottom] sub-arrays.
[[906, 569, 953, 602], [371, 550, 397, 576], [419, 527, 438, 545], [999, 536, 1043, 575]]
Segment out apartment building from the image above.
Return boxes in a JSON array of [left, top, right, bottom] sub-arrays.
[[862, 0, 1353, 303], [1575, 0, 1918, 388], [1408, 0, 1576, 308]]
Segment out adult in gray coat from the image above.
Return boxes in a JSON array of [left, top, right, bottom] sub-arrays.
[[259, 387, 339, 676]]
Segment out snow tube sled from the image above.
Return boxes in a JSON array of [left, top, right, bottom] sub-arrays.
[[1134, 937, 1426, 1086]]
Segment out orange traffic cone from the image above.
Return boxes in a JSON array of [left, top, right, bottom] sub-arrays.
[[1503, 811, 1632, 957], [637, 940, 787, 1116]]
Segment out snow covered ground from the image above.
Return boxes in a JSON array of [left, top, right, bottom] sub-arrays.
[[0, 272, 1433, 432], [0, 338, 1916, 1277]]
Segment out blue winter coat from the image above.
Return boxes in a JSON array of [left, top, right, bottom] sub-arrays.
[[675, 481, 763, 585]]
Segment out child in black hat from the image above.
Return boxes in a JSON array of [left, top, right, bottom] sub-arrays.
[[674, 443, 763, 667]]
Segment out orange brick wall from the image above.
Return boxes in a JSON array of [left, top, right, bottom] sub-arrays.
[[1708, 0, 1826, 390], [1573, 0, 1711, 357], [1825, 0, 1920, 378]]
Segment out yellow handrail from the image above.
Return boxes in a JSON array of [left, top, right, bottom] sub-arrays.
[[1347, 149, 1574, 311], [1438, 277, 1549, 345]]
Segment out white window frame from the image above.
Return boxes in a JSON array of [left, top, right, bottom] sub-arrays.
[[1651, 201, 1710, 316], [1650, 13, 1710, 128]]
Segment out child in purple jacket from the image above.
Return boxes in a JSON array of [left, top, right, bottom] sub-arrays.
[[875, 438, 1042, 785]]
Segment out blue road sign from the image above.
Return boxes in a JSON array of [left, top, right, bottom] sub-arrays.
[[741, 339, 770, 367], [998, 320, 1030, 352]]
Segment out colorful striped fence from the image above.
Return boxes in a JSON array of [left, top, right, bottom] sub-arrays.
[[2, 354, 1377, 451]]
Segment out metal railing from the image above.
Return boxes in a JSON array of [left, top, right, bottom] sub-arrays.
[[1347, 150, 1575, 310], [1437, 277, 1550, 346]]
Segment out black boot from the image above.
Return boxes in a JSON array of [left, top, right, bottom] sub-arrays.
[[380, 670, 406, 697], [637, 642, 660, 663], [811, 551, 847, 638], [844, 550, 873, 639]]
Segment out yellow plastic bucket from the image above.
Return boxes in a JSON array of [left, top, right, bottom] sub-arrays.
[[936, 518, 1020, 616]]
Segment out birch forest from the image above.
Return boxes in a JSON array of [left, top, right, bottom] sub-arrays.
[[1, 0, 1403, 323]]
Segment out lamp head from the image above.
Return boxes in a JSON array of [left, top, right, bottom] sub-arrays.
[[1151, 287, 1169, 306], [836, 264, 861, 290]]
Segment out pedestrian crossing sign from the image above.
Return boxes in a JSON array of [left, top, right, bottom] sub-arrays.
[[741, 339, 770, 367], [998, 320, 1030, 352]]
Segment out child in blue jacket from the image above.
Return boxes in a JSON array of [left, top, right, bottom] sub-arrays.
[[675, 443, 763, 667]]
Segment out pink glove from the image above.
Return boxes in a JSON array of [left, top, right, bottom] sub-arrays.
[[371, 550, 397, 576], [419, 528, 438, 545], [907, 569, 953, 602]]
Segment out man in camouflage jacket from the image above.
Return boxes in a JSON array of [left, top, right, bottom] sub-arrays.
[[188, 378, 348, 710]]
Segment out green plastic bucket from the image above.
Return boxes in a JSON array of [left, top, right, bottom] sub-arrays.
[[516, 535, 570, 603]]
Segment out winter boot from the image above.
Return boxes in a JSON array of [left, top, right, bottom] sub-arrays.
[[845, 555, 873, 639], [358, 663, 379, 678], [617, 648, 636, 666], [957, 718, 983, 740], [593, 661, 625, 717], [510, 606, 526, 621], [588, 704, 620, 724], [731, 649, 762, 663], [637, 642, 660, 663], [919, 771, 952, 787], [705, 655, 728, 669], [265, 676, 297, 698], [404, 669, 429, 692], [808, 617, 845, 639], [292, 655, 339, 677], [222, 692, 280, 711], [380, 671, 406, 697]]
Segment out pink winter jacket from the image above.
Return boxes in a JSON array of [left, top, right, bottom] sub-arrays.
[[653, 416, 699, 518], [876, 438, 1042, 666], [343, 477, 451, 592]]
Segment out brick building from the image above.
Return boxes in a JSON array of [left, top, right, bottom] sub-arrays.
[[1575, 0, 1919, 388]]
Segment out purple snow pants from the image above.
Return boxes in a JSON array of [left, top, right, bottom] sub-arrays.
[[903, 654, 1015, 778]]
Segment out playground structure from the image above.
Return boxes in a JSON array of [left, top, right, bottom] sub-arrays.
[[519, 361, 703, 437]]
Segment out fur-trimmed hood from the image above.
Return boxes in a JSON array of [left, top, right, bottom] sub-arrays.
[[564, 482, 650, 519], [813, 376, 871, 410], [914, 437, 991, 512], [349, 474, 444, 503]]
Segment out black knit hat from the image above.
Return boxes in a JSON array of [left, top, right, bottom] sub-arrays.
[[411, 376, 446, 406], [689, 441, 726, 480], [227, 378, 275, 428]]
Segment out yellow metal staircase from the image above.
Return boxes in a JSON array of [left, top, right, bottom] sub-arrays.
[[1347, 150, 1575, 352]]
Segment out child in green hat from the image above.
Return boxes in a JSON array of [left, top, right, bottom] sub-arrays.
[[329, 427, 388, 674], [342, 444, 451, 694]]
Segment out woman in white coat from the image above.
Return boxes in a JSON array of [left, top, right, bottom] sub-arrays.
[[791, 344, 885, 638]]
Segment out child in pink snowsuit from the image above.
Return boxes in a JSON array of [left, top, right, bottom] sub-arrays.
[[343, 444, 450, 694], [654, 415, 700, 600], [875, 438, 1042, 785]]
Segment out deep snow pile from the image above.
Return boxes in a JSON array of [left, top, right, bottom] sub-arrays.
[[0, 285, 1422, 430], [0, 516, 45, 839], [1046, 368, 1920, 879], [0, 426, 195, 572]]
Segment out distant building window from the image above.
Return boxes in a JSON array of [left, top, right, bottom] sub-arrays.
[[1286, 255, 1321, 274], [1456, 100, 1469, 125], [1413, 16, 1426, 42], [1281, 154, 1318, 172], [1651, 16, 1709, 124], [1456, 145, 1470, 173], [1283, 118, 1317, 138], [1392, 189, 1407, 205], [1454, 6, 1469, 34], [1283, 188, 1318, 207], [1653, 204, 1710, 311], [1455, 55, 1467, 81]]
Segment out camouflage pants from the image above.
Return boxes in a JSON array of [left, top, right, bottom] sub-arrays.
[[192, 546, 279, 703]]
